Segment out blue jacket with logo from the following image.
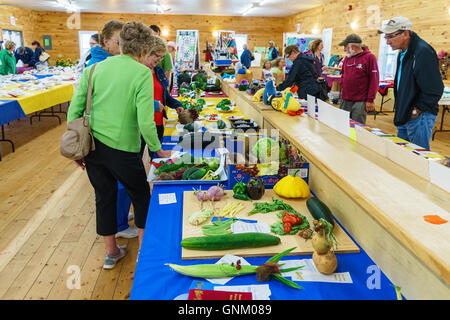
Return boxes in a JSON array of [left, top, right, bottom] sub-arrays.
[[393, 32, 444, 126]]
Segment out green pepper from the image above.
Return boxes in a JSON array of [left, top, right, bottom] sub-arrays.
[[233, 182, 247, 195], [233, 193, 251, 201]]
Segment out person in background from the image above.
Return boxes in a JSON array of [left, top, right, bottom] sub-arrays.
[[167, 41, 177, 93], [240, 44, 254, 69], [0, 41, 17, 75], [204, 43, 214, 62], [67, 22, 173, 269], [87, 20, 123, 67], [149, 25, 173, 82], [261, 59, 274, 82], [271, 57, 286, 86], [379, 17, 444, 150], [15, 46, 37, 68], [31, 41, 48, 66], [276, 45, 322, 99], [266, 41, 279, 61], [308, 39, 325, 78], [338, 34, 379, 125], [140, 36, 183, 160], [76, 33, 99, 81]]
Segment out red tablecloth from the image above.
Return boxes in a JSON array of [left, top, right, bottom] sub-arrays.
[[16, 67, 34, 74], [323, 74, 342, 88]]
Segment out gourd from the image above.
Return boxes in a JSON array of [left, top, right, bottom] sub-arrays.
[[273, 170, 310, 199]]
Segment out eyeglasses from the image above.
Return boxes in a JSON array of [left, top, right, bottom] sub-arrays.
[[384, 31, 404, 40], [89, 42, 96, 46], [152, 52, 164, 60]]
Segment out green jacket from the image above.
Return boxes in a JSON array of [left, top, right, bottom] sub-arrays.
[[0, 49, 17, 75], [67, 54, 161, 153]]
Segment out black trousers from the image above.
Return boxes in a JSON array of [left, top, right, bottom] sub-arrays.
[[140, 125, 165, 161], [85, 138, 150, 236]]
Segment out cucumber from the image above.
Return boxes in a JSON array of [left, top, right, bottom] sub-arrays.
[[306, 197, 335, 227], [181, 233, 281, 250]]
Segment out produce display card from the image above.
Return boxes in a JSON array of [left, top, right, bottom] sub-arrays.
[[181, 190, 360, 260]]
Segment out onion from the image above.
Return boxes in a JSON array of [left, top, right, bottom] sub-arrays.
[[206, 185, 224, 201]]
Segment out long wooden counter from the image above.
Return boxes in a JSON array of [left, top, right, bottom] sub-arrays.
[[207, 67, 450, 299]]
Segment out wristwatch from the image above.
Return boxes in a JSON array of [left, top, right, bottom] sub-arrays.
[[412, 109, 417, 115]]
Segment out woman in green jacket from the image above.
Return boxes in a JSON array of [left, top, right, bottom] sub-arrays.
[[67, 21, 173, 270], [0, 41, 17, 75]]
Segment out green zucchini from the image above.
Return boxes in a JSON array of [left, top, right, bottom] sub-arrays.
[[306, 197, 335, 228], [181, 233, 281, 251]]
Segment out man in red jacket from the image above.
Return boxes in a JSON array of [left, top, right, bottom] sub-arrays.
[[339, 34, 379, 124]]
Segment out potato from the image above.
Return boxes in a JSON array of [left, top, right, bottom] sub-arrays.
[[312, 250, 338, 275], [311, 231, 331, 254]]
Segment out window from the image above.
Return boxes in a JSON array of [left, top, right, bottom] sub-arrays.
[[78, 31, 97, 58], [235, 34, 248, 59], [378, 21, 399, 81], [2, 29, 23, 48]]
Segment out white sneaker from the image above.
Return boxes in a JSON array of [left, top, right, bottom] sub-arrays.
[[128, 212, 134, 221], [103, 245, 127, 270], [115, 226, 138, 239]]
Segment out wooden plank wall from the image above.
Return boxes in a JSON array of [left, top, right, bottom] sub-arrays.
[[0, 6, 38, 48], [1, 9, 285, 62], [285, 0, 450, 58]]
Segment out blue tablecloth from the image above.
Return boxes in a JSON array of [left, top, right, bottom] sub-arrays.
[[130, 183, 400, 300], [0, 100, 27, 126]]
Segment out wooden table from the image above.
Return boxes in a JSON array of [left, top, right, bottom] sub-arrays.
[[210, 66, 450, 299]]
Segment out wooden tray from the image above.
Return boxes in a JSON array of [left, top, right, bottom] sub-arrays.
[[181, 190, 360, 260]]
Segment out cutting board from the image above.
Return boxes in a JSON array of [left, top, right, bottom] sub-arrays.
[[181, 190, 360, 260]]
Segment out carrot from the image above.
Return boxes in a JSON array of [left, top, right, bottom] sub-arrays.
[[423, 215, 448, 225]]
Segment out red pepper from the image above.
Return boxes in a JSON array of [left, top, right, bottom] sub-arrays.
[[296, 109, 304, 115], [287, 111, 297, 116]]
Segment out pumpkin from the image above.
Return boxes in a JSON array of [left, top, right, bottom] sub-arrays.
[[273, 169, 310, 199]]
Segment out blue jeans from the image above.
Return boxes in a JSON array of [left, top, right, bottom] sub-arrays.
[[397, 112, 437, 150]]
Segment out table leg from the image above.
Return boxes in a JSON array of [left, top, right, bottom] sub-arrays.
[[0, 124, 15, 161], [432, 105, 449, 140], [29, 106, 62, 125]]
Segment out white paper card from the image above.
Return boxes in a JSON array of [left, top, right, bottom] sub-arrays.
[[165, 124, 175, 128], [158, 193, 177, 205], [215, 284, 271, 300], [166, 118, 177, 122], [317, 99, 350, 137], [307, 94, 316, 118], [206, 254, 250, 285], [231, 221, 271, 234], [280, 259, 353, 283], [429, 160, 450, 192]]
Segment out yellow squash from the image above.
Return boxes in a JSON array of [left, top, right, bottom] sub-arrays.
[[273, 169, 310, 199]]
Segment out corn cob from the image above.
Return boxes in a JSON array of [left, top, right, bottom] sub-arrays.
[[166, 247, 304, 289]]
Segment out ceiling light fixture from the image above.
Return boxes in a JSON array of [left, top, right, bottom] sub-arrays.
[[56, 0, 78, 12], [242, 4, 254, 16]]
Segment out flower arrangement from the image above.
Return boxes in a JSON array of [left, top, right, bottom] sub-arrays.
[[235, 79, 249, 91], [55, 58, 76, 67]]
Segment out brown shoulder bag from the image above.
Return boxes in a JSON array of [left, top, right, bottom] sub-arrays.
[[60, 63, 97, 160]]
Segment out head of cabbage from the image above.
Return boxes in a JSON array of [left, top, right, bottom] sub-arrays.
[[251, 137, 280, 163]]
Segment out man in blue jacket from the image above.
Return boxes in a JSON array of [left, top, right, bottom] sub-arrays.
[[379, 17, 444, 150], [15, 47, 37, 67], [240, 44, 254, 69]]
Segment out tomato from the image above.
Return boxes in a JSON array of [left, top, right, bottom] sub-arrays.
[[284, 223, 292, 234]]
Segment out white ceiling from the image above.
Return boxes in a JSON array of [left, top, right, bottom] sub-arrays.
[[0, 0, 329, 17]]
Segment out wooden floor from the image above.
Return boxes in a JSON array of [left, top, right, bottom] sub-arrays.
[[0, 104, 448, 300]]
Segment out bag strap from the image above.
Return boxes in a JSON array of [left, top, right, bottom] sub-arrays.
[[85, 63, 97, 116]]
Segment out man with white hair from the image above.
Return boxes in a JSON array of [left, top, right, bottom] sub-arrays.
[[240, 44, 254, 69], [378, 17, 443, 150], [338, 34, 379, 124]]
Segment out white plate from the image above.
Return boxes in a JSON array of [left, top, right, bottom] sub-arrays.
[[176, 121, 204, 134], [206, 122, 231, 131], [227, 115, 244, 120], [205, 114, 221, 121], [216, 105, 235, 113]]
